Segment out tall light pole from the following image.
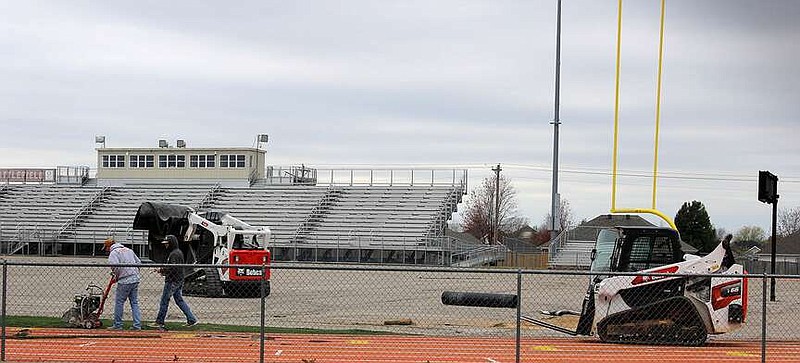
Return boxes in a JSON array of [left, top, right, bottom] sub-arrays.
[[550, 0, 563, 238], [493, 164, 502, 244]]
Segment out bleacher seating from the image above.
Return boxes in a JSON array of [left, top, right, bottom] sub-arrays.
[[0, 181, 465, 263], [303, 185, 459, 246], [211, 186, 329, 245], [69, 185, 216, 246], [0, 185, 104, 253]]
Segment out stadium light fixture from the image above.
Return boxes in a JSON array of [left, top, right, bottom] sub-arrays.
[[94, 135, 106, 148], [158, 139, 169, 148], [256, 134, 269, 149], [176, 139, 186, 148]]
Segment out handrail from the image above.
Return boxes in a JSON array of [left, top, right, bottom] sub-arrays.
[[197, 183, 221, 210], [9, 222, 39, 255], [547, 228, 569, 263], [450, 244, 507, 267], [291, 186, 340, 243], [268, 167, 469, 187], [248, 168, 259, 186], [55, 186, 110, 241], [423, 181, 466, 239], [425, 187, 458, 239]]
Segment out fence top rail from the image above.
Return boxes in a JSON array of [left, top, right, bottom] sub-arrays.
[[1, 260, 797, 279]]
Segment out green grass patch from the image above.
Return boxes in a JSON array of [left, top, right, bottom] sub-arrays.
[[2, 315, 400, 335]]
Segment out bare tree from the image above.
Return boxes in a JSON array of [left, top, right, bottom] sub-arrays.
[[732, 225, 766, 254], [460, 174, 526, 244], [542, 198, 575, 233], [734, 225, 766, 244], [778, 206, 800, 237]]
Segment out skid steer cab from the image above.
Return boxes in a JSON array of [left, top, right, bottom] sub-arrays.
[[443, 226, 748, 346], [133, 202, 272, 298]]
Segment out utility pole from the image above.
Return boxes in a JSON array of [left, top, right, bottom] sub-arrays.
[[492, 164, 502, 245], [550, 0, 563, 239]]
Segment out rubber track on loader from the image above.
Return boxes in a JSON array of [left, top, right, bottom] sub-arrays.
[[184, 268, 224, 298], [596, 296, 707, 346]]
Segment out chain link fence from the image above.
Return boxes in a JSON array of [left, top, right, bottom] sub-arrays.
[[0, 258, 798, 362]]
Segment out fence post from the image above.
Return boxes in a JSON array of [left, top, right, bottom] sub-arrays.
[[260, 264, 266, 363], [761, 273, 767, 363], [2, 260, 7, 362], [515, 269, 522, 363]]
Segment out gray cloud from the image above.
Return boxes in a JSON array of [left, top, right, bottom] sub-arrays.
[[1, 0, 797, 232]]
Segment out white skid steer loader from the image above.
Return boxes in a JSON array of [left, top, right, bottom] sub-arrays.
[[133, 202, 272, 298], [444, 226, 747, 346]]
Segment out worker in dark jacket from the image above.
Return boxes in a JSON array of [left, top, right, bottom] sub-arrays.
[[148, 234, 198, 330]]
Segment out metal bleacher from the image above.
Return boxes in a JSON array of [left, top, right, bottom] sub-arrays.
[[0, 172, 467, 265], [68, 185, 216, 254], [304, 185, 459, 246], [0, 185, 106, 255], [211, 186, 330, 245]]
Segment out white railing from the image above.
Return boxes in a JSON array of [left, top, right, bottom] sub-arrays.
[[263, 167, 467, 187]]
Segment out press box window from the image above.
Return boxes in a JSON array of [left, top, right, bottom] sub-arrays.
[[220, 154, 246, 168], [158, 154, 186, 168], [190, 154, 216, 168], [129, 155, 154, 168], [102, 155, 125, 168]]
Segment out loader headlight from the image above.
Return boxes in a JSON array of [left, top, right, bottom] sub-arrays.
[[233, 255, 240, 263]]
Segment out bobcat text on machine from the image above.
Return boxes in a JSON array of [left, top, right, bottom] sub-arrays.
[[133, 202, 272, 298], [442, 226, 748, 346], [527, 226, 747, 346]]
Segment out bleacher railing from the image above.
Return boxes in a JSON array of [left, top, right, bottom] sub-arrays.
[[197, 183, 222, 210], [263, 167, 468, 187], [55, 166, 90, 185], [54, 186, 110, 244]]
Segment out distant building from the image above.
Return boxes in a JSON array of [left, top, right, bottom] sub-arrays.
[[95, 139, 266, 187], [758, 230, 800, 257], [569, 214, 655, 241]]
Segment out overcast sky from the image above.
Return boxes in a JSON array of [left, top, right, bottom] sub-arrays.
[[0, 1, 797, 234]]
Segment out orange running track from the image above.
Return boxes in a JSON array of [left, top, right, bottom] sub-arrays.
[[3, 327, 799, 362]]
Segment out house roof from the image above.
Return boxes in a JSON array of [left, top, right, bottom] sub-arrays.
[[569, 214, 655, 241], [759, 230, 800, 255]]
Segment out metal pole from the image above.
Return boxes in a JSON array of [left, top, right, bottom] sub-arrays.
[[2, 260, 7, 362], [550, 0, 563, 240], [761, 273, 767, 363], [770, 198, 778, 301], [260, 264, 266, 363], [492, 164, 502, 244], [515, 269, 522, 363]]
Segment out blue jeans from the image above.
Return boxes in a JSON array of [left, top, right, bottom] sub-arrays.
[[113, 282, 141, 329], [155, 281, 197, 325]]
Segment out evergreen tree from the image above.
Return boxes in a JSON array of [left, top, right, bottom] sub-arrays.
[[674, 201, 717, 253]]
